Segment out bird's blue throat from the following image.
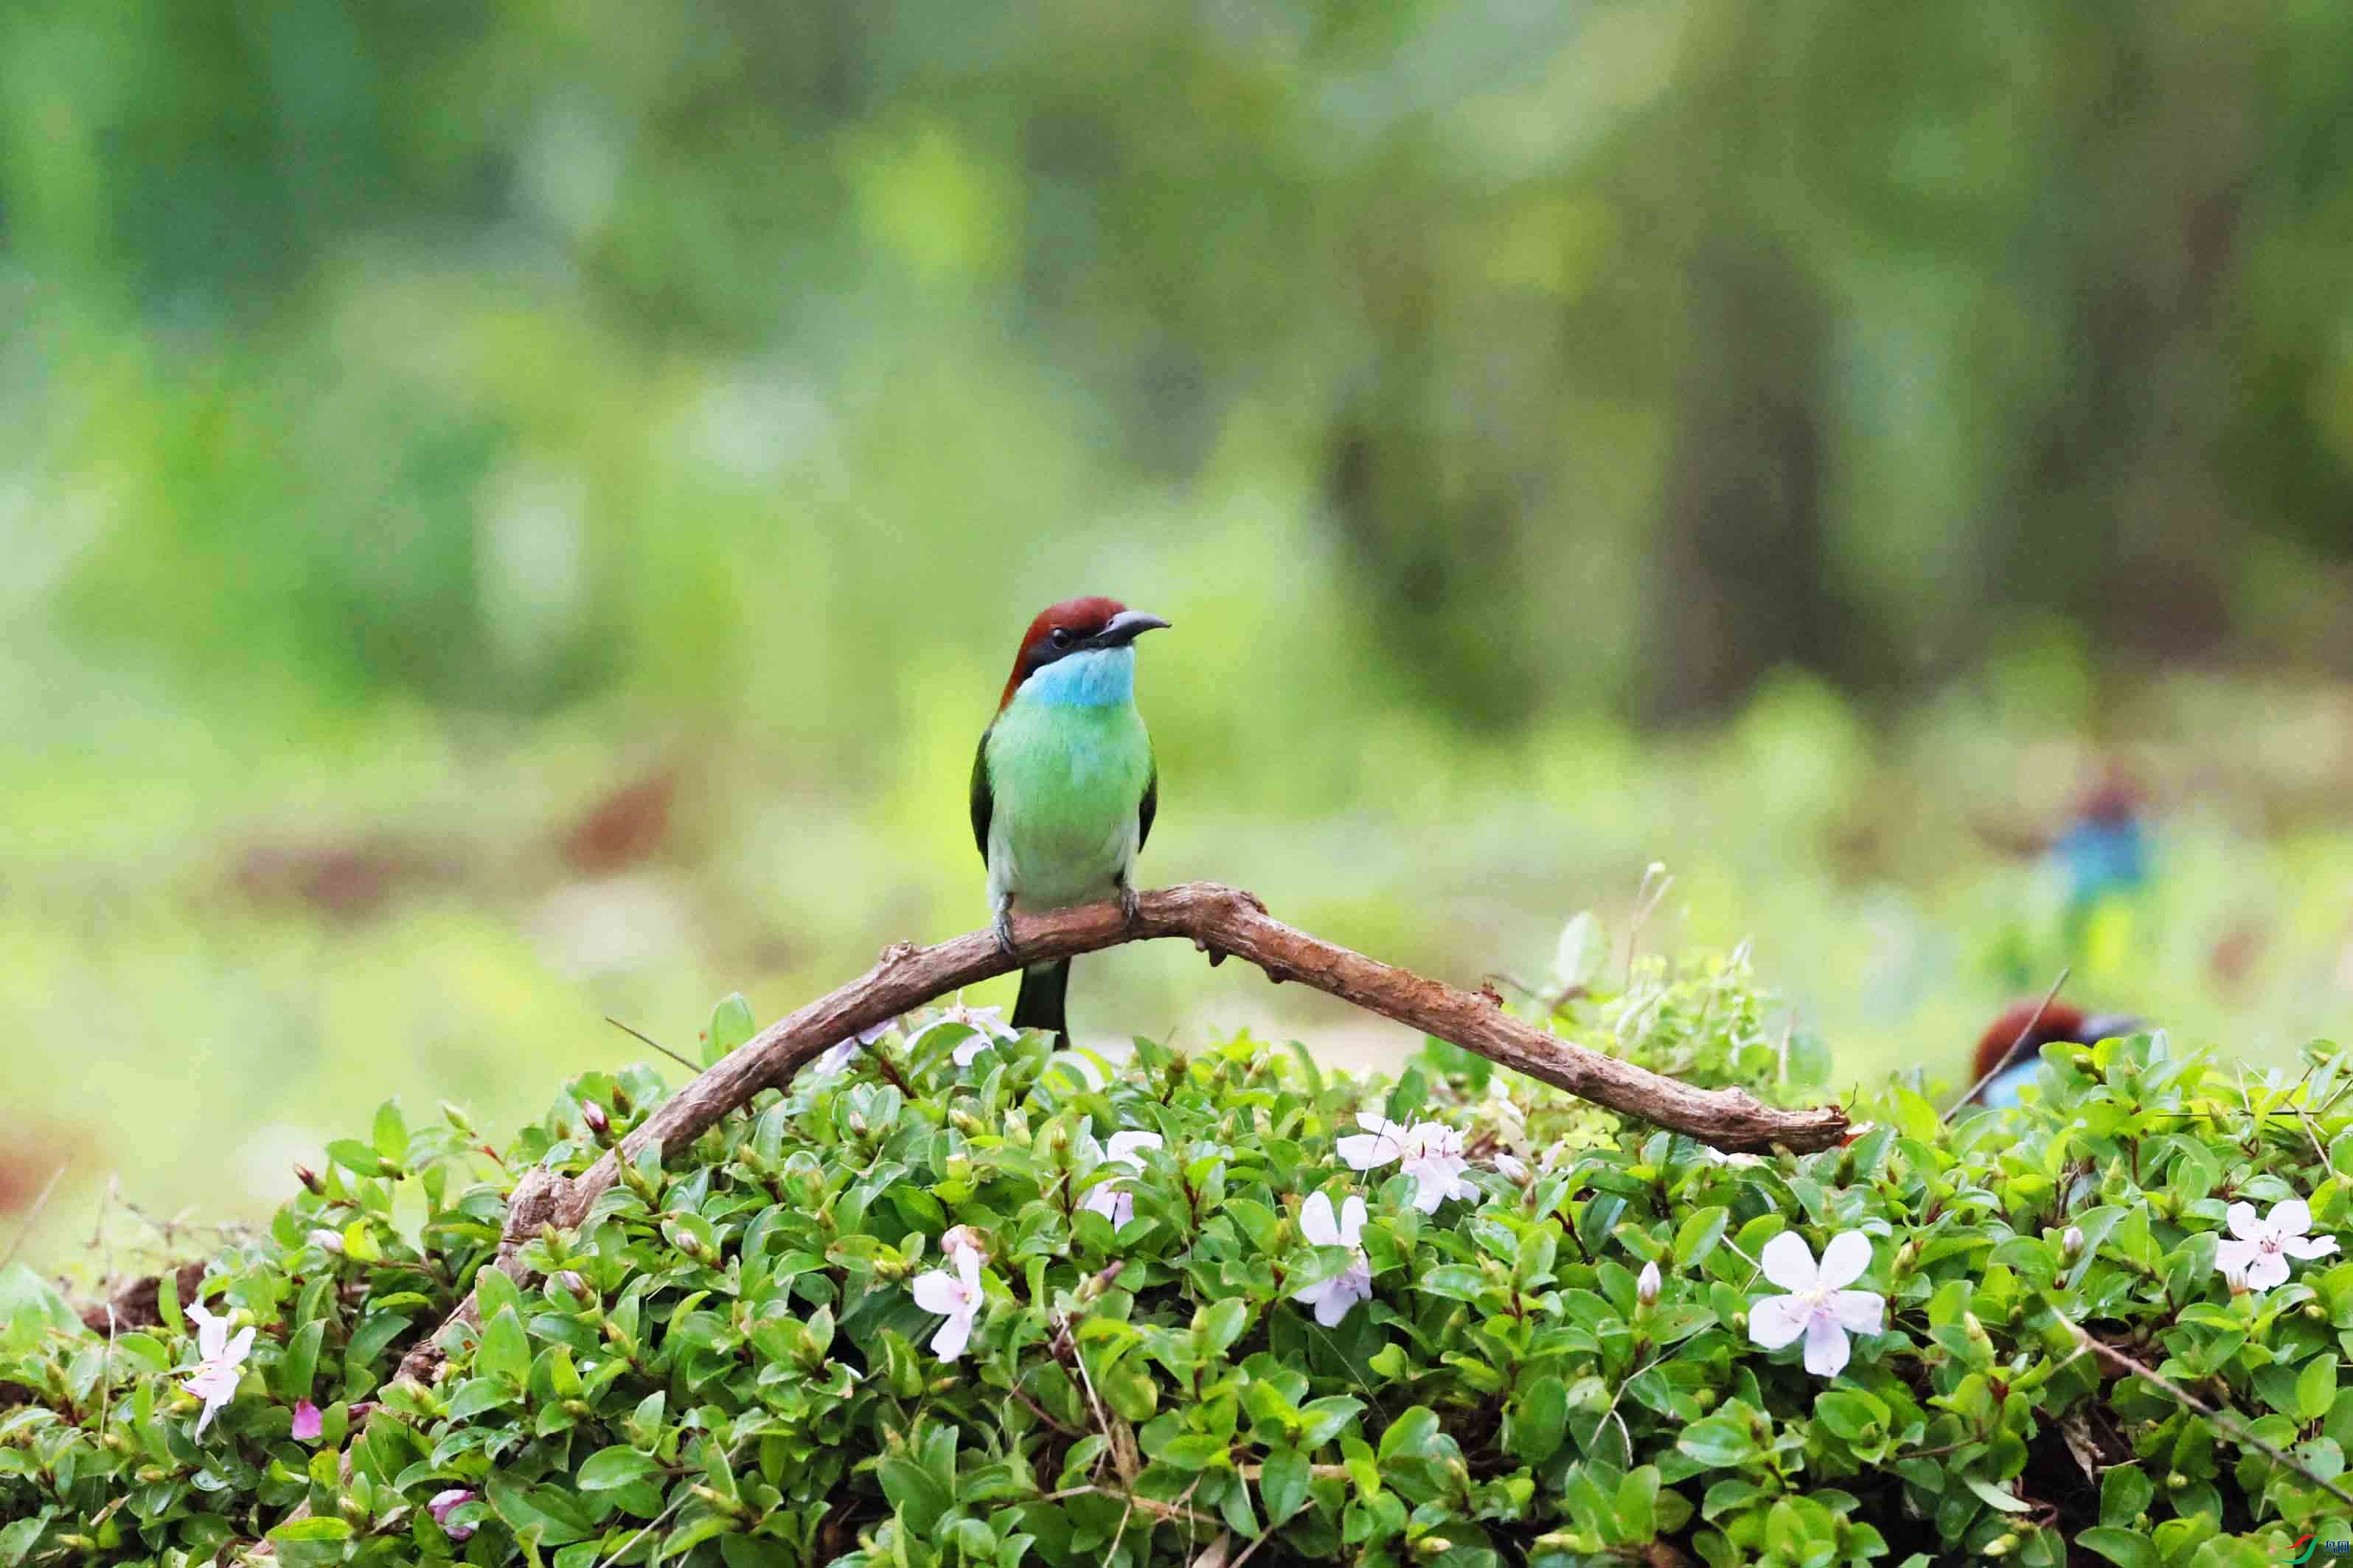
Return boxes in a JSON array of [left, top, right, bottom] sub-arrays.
[[1018, 647, 1136, 708]]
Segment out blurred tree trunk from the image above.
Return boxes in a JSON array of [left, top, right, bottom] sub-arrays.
[[1638, 234, 1851, 722]]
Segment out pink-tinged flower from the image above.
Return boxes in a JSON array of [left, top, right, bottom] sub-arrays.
[[2216, 1199, 2338, 1294], [939, 1225, 989, 1267], [428, 1488, 478, 1541], [1081, 1131, 1164, 1228], [305, 1228, 344, 1255], [1336, 1115, 1476, 1213], [180, 1302, 255, 1438], [1747, 1232, 1885, 1378], [291, 1400, 322, 1441], [1292, 1192, 1374, 1328], [815, 1017, 901, 1076], [908, 995, 1021, 1066], [911, 1241, 985, 1361], [1492, 1153, 1529, 1183], [1336, 1112, 1407, 1170]]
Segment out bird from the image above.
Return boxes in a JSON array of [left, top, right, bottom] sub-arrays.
[[970, 596, 1169, 1045], [1969, 998, 2144, 1108]]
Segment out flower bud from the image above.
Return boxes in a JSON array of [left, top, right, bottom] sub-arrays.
[[579, 1101, 611, 1140], [306, 1228, 344, 1255], [1636, 1261, 1662, 1308], [551, 1269, 590, 1300], [294, 1164, 324, 1195], [2061, 1226, 2085, 1263], [941, 1226, 989, 1266]]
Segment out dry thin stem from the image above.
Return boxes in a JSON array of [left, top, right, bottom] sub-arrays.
[[1944, 966, 2072, 1119], [2074, 1327, 2353, 1511], [395, 882, 1846, 1384]]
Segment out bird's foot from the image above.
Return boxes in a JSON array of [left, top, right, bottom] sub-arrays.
[[993, 899, 1019, 959], [1118, 880, 1141, 927]]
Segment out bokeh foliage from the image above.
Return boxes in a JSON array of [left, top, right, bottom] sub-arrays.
[[5, 1, 2353, 1250]]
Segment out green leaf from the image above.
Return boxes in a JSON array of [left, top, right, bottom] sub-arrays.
[[708, 992, 758, 1065], [479, 1306, 531, 1387], [1963, 1474, 2031, 1513], [1200, 1297, 1249, 1354], [878, 1456, 951, 1534], [277, 1318, 324, 1404], [372, 1100, 408, 1163], [1153, 1432, 1231, 1470], [1260, 1446, 1310, 1526], [1377, 1406, 1441, 1463], [1510, 1376, 1568, 1463], [2301, 1354, 2341, 1424], [579, 1445, 663, 1491], [324, 1139, 389, 1178], [2099, 1463, 2152, 1528], [2077, 1526, 2159, 1568], [486, 1473, 597, 1545], [1675, 1418, 1755, 1468], [1675, 1207, 1731, 1269]]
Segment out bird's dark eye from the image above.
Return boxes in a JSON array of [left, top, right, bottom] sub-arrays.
[[1049, 627, 1073, 648]]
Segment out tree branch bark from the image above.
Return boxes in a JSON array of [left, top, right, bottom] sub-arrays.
[[396, 882, 1844, 1383]]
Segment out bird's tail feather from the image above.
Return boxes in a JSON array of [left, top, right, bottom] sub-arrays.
[[1012, 960, 1071, 1046]]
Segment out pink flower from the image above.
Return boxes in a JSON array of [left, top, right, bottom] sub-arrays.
[[428, 1488, 478, 1541], [2215, 1199, 2337, 1294], [1746, 1232, 1885, 1378], [1291, 1193, 1374, 1328], [291, 1400, 322, 1441]]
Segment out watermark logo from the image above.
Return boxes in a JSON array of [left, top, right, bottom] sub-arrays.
[[2283, 1535, 2353, 1563]]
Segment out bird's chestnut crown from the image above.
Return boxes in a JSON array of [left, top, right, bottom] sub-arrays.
[[999, 596, 1170, 709]]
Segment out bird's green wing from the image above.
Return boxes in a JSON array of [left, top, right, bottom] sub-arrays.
[[1138, 752, 1157, 854], [970, 726, 994, 864]]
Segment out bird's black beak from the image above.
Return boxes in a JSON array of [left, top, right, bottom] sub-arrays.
[[1094, 610, 1171, 648]]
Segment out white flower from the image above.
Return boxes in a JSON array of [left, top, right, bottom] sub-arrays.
[[910, 1241, 985, 1361], [1292, 1192, 1373, 1328], [1492, 1153, 1529, 1183], [1336, 1114, 1476, 1213], [2215, 1199, 2338, 1294], [1699, 1146, 1766, 1169], [180, 1302, 256, 1437], [2219, 1251, 2253, 1296], [908, 995, 1021, 1066], [1081, 1131, 1164, 1228], [1336, 1112, 1407, 1170], [815, 1017, 900, 1076], [1637, 1260, 1662, 1307], [1747, 1231, 1885, 1378], [305, 1228, 344, 1255]]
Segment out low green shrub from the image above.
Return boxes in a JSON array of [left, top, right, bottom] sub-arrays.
[[4, 944, 2351, 1567]]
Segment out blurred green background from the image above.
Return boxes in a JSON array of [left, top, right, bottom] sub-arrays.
[[7, 0, 2353, 1259]]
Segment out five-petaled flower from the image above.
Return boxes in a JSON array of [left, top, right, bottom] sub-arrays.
[[180, 1302, 255, 1438], [1747, 1231, 1885, 1378], [2216, 1198, 2337, 1294], [1081, 1131, 1164, 1228], [1292, 1191, 1374, 1327], [815, 1017, 901, 1076], [911, 1238, 986, 1360], [908, 995, 1021, 1067], [1336, 1114, 1477, 1213], [428, 1488, 478, 1542]]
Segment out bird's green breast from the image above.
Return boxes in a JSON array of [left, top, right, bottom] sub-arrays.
[[984, 696, 1153, 910]]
